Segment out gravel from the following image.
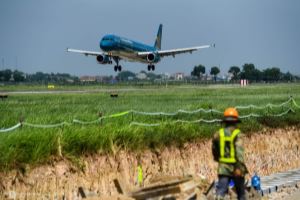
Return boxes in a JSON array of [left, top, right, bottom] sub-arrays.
[[265, 184, 300, 200]]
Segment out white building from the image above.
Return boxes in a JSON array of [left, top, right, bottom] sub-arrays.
[[175, 72, 184, 80], [136, 72, 147, 80]]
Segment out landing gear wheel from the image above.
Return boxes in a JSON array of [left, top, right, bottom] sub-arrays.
[[114, 65, 118, 72], [118, 65, 122, 71], [151, 65, 155, 71], [147, 65, 151, 71]]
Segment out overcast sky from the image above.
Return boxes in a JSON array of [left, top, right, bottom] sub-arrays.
[[0, 0, 299, 76]]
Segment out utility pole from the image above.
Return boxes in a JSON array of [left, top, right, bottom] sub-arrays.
[[15, 56, 18, 70]]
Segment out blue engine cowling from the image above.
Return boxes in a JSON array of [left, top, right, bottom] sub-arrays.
[[147, 53, 160, 63], [96, 55, 110, 64]]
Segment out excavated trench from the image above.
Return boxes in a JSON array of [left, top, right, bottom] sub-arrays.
[[0, 127, 300, 199]]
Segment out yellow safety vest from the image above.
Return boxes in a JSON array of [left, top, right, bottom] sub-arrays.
[[219, 128, 240, 164]]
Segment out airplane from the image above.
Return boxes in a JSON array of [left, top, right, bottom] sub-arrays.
[[66, 24, 214, 72]]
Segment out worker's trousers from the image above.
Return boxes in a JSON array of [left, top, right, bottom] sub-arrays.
[[216, 175, 247, 200]]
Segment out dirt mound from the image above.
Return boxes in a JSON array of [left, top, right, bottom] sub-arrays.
[[0, 127, 299, 199]]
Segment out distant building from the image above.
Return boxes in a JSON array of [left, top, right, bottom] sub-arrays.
[[206, 75, 213, 81], [95, 76, 106, 82], [136, 72, 147, 80], [161, 73, 171, 79], [79, 75, 113, 83], [65, 79, 74, 83], [9, 75, 14, 82], [97, 76, 114, 83], [174, 72, 184, 80], [80, 76, 96, 82]]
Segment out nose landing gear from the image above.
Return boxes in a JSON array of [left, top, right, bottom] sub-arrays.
[[113, 57, 122, 72]]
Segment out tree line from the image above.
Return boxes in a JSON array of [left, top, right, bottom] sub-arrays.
[[0, 69, 79, 83], [0, 69, 161, 83], [1, 63, 298, 84], [191, 63, 298, 82]]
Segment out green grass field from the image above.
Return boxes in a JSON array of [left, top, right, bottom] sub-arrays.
[[1, 83, 300, 171]]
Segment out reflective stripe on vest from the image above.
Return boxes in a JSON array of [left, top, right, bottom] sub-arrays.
[[219, 128, 240, 164]]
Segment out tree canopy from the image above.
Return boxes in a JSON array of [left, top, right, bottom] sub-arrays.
[[191, 64, 205, 78], [210, 66, 220, 81], [228, 66, 240, 80], [262, 67, 281, 82], [13, 70, 25, 82], [191, 63, 298, 83], [116, 71, 136, 81], [1, 69, 12, 81]]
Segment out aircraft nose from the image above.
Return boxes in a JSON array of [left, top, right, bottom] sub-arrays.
[[100, 40, 106, 50], [100, 40, 113, 51]]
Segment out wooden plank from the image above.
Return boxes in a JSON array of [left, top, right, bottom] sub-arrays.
[[78, 187, 87, 198], [179, 180, 198, 193], [78, 187, 98, 198], [204, 181, 215, 196], [132, 176, 192, 194], [114, 178, 130, 195], [149, 175, 191, 184], [114, 179, 124, 194], [130, 179, 197, 200], [183, 191, 197, 200], [131, 184, 181, 200]]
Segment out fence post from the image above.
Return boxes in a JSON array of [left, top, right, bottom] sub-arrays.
[[267, 105, 271, 115], [98, 112, 103, 126], [19, 116, 24, 128], [209, 105, 213, 118], [290, 96, 293, 109], [58, 129, 63, 157], [131, 111, 134, 122]]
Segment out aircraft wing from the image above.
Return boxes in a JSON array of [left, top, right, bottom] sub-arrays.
[[137, 44, 214, 57], [66, 48, 107, 56]]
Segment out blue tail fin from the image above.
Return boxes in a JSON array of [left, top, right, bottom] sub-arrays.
[[154, 24, 162, 50]]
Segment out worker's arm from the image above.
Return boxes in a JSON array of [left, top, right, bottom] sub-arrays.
[[235, 134, 248, 175], [235, 134, 245, 163], [212, 132, 220, 161]]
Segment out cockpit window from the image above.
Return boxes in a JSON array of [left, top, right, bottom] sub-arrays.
[[103, 37, 114, 41]]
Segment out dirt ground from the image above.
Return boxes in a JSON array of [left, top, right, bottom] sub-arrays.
[[0, 127, 299, 199], [266, 183, 300, 200]]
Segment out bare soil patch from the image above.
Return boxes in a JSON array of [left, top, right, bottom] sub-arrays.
[[0, 127, 299, 199]]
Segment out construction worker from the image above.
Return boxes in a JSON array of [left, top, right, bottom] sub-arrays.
[[212, 107, 248, 200]]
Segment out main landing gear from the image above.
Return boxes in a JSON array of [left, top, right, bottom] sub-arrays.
[[114, 65, 122, 72], [147, 64, 155, 71], [113, 57, 122, 72]]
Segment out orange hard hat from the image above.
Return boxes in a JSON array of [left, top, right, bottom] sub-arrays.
[[223, 107, 240, 122]]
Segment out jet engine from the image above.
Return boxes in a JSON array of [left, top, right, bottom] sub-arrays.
[[147, 53, 159, 63], [96, 55, 110, 64]]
